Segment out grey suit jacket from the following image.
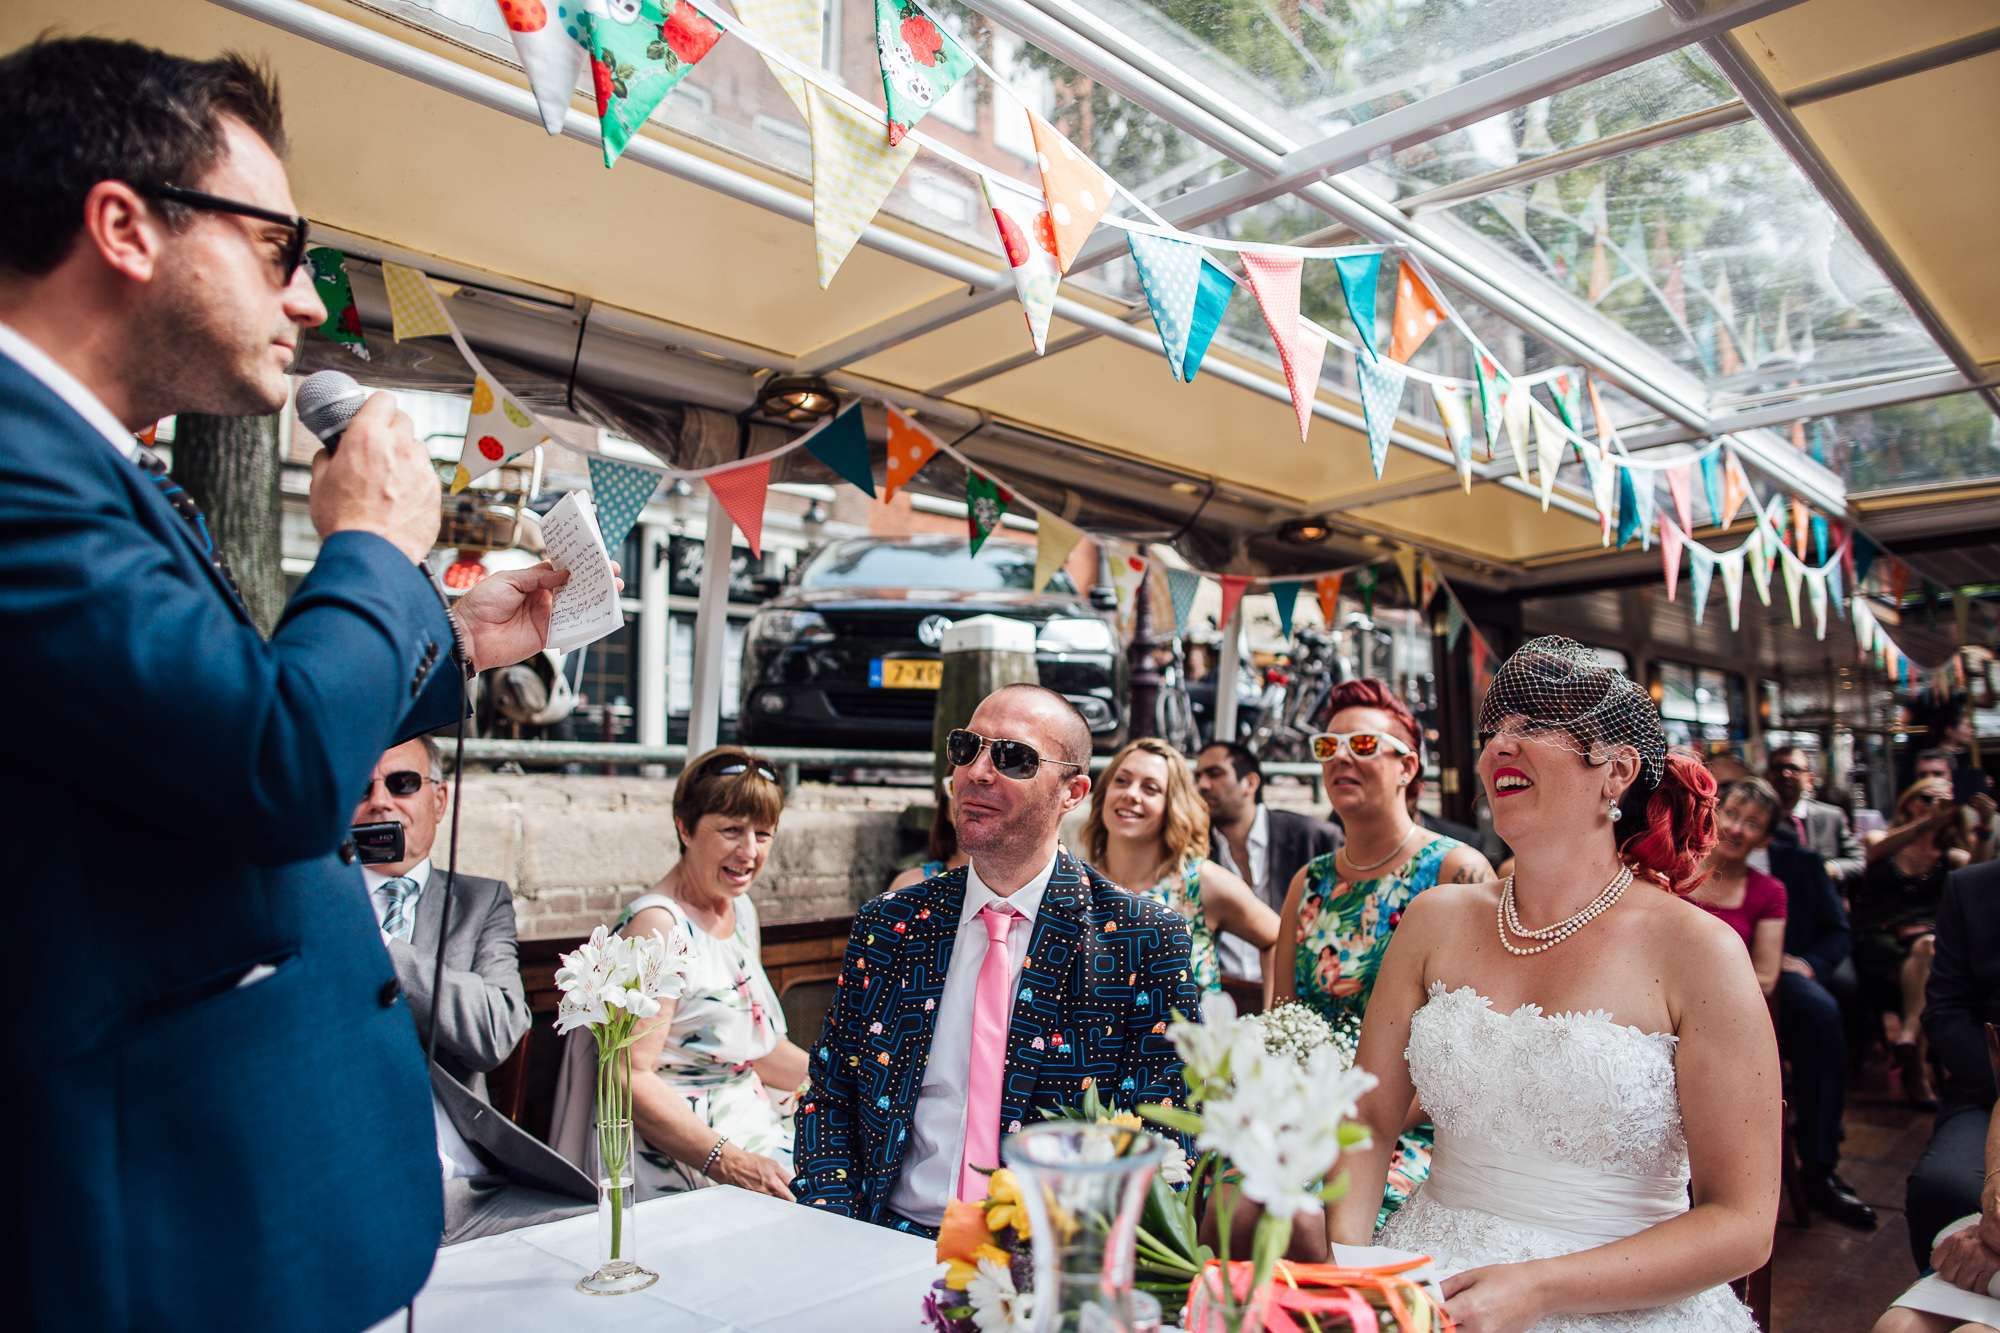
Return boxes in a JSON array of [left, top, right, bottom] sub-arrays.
[[1796, 800, 1865, 886], [388, 869, 531, 1097], [432, 1063, 594, 1204]]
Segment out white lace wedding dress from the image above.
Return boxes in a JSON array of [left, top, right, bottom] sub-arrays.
[[1376, 984, 1758, 1332]]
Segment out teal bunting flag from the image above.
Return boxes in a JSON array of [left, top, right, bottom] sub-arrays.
[[1333, 253, 1383, 362], [1355, 353, 1408, 479], [1630, 470, 1657, 551], [1687, 545, 1716, 626], [1616, 466, 1642, 548], [1699, 452, 1723, 527], [1164, 566, 1202, 634], [1852, 531, 1879, 581], [1127, 231, 1233, 383], [587, 454, 662, 552], [1811, 514, 1828, 566], [801, 404, 875, 497], [1444, 597, 1466, 649], [1271, 582, 1300, 639], [1827, 558, 1845, 616]]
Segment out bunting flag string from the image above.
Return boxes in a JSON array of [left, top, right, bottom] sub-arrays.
[[1475, 357, 1504, 460], [1418, 555, 1439, 613], [1808, 566, 1829, 641]]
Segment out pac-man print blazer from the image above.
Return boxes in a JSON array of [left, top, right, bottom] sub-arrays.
[[791, 849, 1200, 1229]]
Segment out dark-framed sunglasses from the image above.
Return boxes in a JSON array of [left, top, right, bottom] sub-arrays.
[[1309, 730, 1413, 762], [361, 770, 431, 801], [132, 182, 310, 282], [713, 760, 781, 783], [946, 728, 1083, 781]]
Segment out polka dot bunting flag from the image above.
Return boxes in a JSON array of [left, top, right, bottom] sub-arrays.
[[1028, 110, 1114, 273], [1355, 348, 1407, 480], [1387, 261, 1445, 365], [587, 455, 661, 553], [1126, 230, 1234, 384], [1240, 253, 1327, 445], [882, 406, 939, 501]]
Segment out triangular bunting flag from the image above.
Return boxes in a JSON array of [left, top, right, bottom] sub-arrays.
[[874, 0, 973, 146], [1631, 470, 1657, 551], [1826, 558, 1845, 617], [1781, 547, 1803, 627], [587, 454, 662, 551], [1355, 352, 1407, 477], [1356, 566, 1377, 614], [1699, 452, 1723, 527], [1444, 597, 1466, 649], [1315, 574, 1342, 626], [1587, 445, 1616, 546], [1033, 513, 1083, 592], [1419, 555, 1439, 612], [1110, 546, 1148, 633], [882, 406, 939, 501], [1393, 547, 1419, 603], [1218, 575, 1251, 632], [1387, 261, 1445, 364], [809, 85, 920, 287], [1811, 514, 1829, 566], [1808, 568, 1828, 640], [381, 261, 455, 341], [966, 472, 1010, 555], [1661, 518, 1684, 602], [1720, 551, 1745, 631], [1241, 253, 1327, 444], [708, 456, 771, 558], [453, 371, 550, 493], [1721, 451, 1751, 526], [734, 0, 820, 120], [1164, 566, 1202, 635], [1474, 357, 1503, 459], [307, 247, 369, 360], [1028, 111, 1115, 273], [1852, 531, 1878, 581], [1532, 403, 1564, 511], [800, 403, 875, 497], [1271, 582, 1301, 639], [1502, 381, 1532, 483], [1665, 464, 1693, 533], [1747, 528, 1773, 606], [1792, 498, 1809, 554], [1127, 231, 1235, 384], [1333, 253, 1382, 362], [581, 0, 722, 168], [497, 0, 587, 135], [1432, 383, 1475, 492], [1551, 373, 1584, 434], [986, 178, 1061, 356], [1616, 466, 1641, 548], [1688, 545, 1716, 625]]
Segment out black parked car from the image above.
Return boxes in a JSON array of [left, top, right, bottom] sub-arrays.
[[737, 536, 1126, 752]]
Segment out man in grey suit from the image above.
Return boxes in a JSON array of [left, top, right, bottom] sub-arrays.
[[1767, 744, 1865, 886], [1194, 741, 1343, 980], [353, 735, 593, 1243]]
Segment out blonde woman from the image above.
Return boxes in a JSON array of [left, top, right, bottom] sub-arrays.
[[1082, 738, 1279, 991]]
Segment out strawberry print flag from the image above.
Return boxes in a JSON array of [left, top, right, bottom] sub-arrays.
[[984, 177, 1060, 355], [580, 0, 722, 168], [874, 0, 972, 146], [498, 0, 586, 136]]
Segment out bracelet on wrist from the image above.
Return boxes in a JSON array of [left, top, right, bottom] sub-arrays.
[[701, 1134, 730, 1179]]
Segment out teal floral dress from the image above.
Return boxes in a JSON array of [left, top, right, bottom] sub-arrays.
[[615, 892, 794, 1196], [1138, 856, 1223, 993], [1292, 835, 1462, 1228]]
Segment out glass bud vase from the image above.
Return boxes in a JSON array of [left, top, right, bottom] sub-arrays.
[[1003, 1121, 1163, 1333], [577, 1116, 658, 1296]]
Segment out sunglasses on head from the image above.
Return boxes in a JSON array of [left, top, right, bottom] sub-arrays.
[[1309, 731, 1414, 762], [946, 728, 1084, 781], [132, 182, 311, 283], [713, 761, 781, 783], [361, 770, 430, 801]]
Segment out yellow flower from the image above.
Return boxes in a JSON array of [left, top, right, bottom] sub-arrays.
[[943, 1244, 1011, 1291], [984, 1169, 1031, 1239]]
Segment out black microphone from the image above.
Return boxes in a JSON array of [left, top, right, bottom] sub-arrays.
[[295, 369, 371, 453]]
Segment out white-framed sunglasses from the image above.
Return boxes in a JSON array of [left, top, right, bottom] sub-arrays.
[[1309, 731, 1414, 762]]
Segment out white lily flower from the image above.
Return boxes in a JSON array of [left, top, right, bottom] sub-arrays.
[[1159, 1141, 1191, 1187], [1167, 989, 1242, 1087], [634, 928, 691, 1001], [966, 1257, 1035, 1333], [1197, 1044, 1377, 1218], [554, 984, 609, 1035]]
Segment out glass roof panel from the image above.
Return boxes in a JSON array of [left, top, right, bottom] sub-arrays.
[[1818, 391, 2000, 493], [1430, 118, 1947, 401]]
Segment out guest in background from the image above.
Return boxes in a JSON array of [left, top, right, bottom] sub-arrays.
[[1912, 749, 1998, 866], [1907, 859, 2000, 1270], [552, 747, 805, 1200], [1690, 779, 1788, 997], [888, 780, 966, 893], [1273, 678, 1491, 1227], [793, 685, 1199, 1234], [1193, 741, 1342, 982], [1872, 1093, 2000, 1331], [353, 736, 594, 1242], [1768, 744, 1866, 886], [1085, 738, 1279, 993], [1859, 777, 1969, 1108]]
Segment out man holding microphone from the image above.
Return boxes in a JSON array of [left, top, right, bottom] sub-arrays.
[[0, 36, 579, 1331]]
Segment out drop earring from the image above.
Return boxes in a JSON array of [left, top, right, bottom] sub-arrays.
[[1608, 798, 1623, 821]]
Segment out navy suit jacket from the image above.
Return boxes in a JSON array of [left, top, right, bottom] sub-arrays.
[[792, 850, 1200, 1229], [1, 349, 463, 1330]]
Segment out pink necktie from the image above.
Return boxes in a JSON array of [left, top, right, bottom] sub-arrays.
[[958, 903, 1018, 1202]]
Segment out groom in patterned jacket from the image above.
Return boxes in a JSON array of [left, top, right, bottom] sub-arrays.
[[793, 683, 1200, 1234]]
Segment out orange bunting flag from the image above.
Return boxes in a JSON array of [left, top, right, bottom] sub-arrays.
[[1792, 498, 1809, 554], [881, 406, 940, 501], [1315, 573, 1342, 626], [1665, 464, 1693, 533], [1217, 574, 1252, 632], [707, 457, 771, 559], [1721, 452, 1751, 527], [1241, 252, 1327, 444], [1028, 111, 1114, 273], [1387, 261, 1445, 364]]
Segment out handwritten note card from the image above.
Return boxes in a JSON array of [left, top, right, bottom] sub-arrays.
[[542, 490, 623, 653]]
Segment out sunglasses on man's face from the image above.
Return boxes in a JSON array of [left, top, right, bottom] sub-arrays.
[[946, 728, 1084, 781], [361, 770, 430, 801], [1309, 731, 1414, 763], [132, 182, 311, 284]]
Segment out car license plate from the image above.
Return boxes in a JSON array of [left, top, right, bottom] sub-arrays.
[[871, 658, 942, 689]]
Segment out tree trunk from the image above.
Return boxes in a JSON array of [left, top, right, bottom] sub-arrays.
[[171, 412, 285, 635]]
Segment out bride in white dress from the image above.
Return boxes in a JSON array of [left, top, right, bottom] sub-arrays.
[[1331, 638, 1780, 1333]]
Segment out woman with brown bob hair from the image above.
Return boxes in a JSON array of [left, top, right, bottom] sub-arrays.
[[1081, 737, 1278, 992]]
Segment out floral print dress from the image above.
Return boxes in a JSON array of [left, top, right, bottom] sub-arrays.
[[1292, 835, 1461, 1227], [1137, 856, 1222, 993], [615, 892, 794, 1196]]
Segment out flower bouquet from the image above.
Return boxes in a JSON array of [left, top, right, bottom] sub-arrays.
[[553, 923, 692, 1295]]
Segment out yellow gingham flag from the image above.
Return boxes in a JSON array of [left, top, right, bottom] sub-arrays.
[[380, 262, 454, 342], [808, 86, 918, 289], [735, 0, 821, 122]]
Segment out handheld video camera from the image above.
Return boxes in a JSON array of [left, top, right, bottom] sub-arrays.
[[346, 821, 406, 866]]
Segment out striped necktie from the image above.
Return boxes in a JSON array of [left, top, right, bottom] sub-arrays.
[[378, 875, 422, 942], [131, 445, 245, 606]]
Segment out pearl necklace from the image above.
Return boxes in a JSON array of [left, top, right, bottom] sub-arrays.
[[1340, 825, 1419, 877], [1496, 865, 1633, 956]]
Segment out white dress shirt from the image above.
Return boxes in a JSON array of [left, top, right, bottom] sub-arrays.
[[362, 858, 486, 1183], [887, 850, 1056, 1228], [1212, 805, 1270, 980], [0, 319, 140, 462]]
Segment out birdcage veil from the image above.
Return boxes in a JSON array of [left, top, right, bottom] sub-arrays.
[[1475, 635, 1667, 787]]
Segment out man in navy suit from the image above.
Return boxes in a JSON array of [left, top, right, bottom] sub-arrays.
[[1, 38, 576, 1330], [793, 684, 1201, 1233]]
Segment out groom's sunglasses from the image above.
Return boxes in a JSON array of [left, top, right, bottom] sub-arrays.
[[360, 770, 430, 801], [946, 728, 1084, 781]]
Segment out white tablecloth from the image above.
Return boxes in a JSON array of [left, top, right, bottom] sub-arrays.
[[369, 1187, 940, 1332]]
